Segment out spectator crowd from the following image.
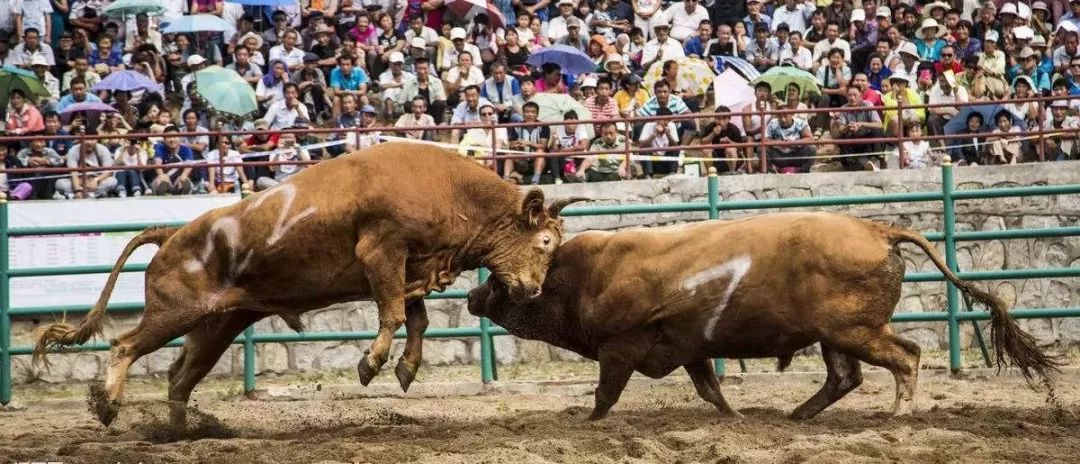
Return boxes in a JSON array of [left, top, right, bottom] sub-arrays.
[[0, 0, 1079, 199]]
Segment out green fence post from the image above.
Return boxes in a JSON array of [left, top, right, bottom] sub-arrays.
[[706, 168, 728, 377], [478, 268, 495, 383], [241, 188, 256, 395], [0, 198, 10, 406], [941, 157, 962, 374]]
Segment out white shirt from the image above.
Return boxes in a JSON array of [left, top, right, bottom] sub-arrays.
[[160, 0, 187, 21], [812, 38, 852, 64], [268, 45, 307, 69], [641, 38, 686, 67], [262, 100, 310, 129], [927, 84, 969, 107], [4, 43, 54, 67], [780, 45, 813, 70], [440, 44, 482, 71], [446, 66, 485, 88], [665, 3, 710, 40], [404, 26, 440, 46], [771, 4, 812, 32], [204, 148, 243, 183], [546, 15, 579, 42], [19, 0, 52, 36], [0, 0, 24, 32]]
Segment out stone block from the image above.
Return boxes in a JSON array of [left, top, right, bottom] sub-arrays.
[[422, 340, 469, 365], [898, 327, 942, 350], [320, 344, 363, 371], [517, 340, 553, 363], [257, 343, 289, 374]]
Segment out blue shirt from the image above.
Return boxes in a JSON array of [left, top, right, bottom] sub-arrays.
[[330, 67, 370, 91], [56, 93, 103, 112], [684, 35, 707, 57], [915, 38, 946, 61], [154, 142, 195, 164]]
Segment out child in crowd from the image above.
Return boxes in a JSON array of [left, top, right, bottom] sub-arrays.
[[987, 111, 1023, 164], [900, 121, 937, 169]]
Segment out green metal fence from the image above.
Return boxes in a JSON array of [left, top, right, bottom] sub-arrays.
[[1, 159, 1079, 406]]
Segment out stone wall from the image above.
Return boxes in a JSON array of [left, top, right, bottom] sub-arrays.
[[10, 161, 1080, 384]]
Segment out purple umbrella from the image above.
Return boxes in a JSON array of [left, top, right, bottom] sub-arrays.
[[526, 44, 595, 76], [91, 70, 163, 94], [60, 101, 119, 123]]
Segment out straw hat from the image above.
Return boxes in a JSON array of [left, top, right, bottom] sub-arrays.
[[918, 18, 946, 38], [239, 31, 263, 50], [923, 1, 950, 17]]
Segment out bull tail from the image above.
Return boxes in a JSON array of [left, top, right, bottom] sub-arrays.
[[885, 226, 1063, 385], [32, 226, 180, 369]]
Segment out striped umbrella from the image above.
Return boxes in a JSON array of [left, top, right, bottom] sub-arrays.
[[712, 56, 761, 81]]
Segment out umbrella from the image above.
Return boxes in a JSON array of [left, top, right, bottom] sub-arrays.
[[60, 101, 119, 123], [529, 93, 595, 138], [195, 66, 259, 118], [643, 57, 717, 96], [944, 104, 1025, 134], [712, 69, 755, 133], [445, 0, 507, 29], [752, 65, 821, 98], [712, 56, 760, 81], [91, 70, 163, 94], [161, 14, 236, 34], [526, 45, 594, 76], [102, 0, 166, 18], [224, 0, 298, 5], [0, 66, 51, 107]]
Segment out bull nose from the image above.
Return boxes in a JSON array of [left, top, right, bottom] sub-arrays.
[[530, 288, 543, 298]]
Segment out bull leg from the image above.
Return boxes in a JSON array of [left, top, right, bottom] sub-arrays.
[[828, 326, 921, 417], [355, 234, 408, 386], [789, 345, 863, 420], [684, 360, 743, 418], [394, 299, 429, 393], [167, 310, 265, 436], [588, 354, 635, 421]]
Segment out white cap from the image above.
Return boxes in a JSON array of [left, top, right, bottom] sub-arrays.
[[1012, 25, 1035, 40], [898, 41, 919, 58], [580, 76, 597, 88], [876, 6, 891, 18], [985, 29, 1000, 42], [889, 71, 914, 85], [30, 54, 49, 67], [450, 27, 467, 40], [410, 37, 426, 48], [187, 54, 206, 66], [999, 2, 1017, 16], [557, 0, 575, 6], [388, 51, 405, 63], [1017, 2, 1031, 20], [850, 9, 866, 22]]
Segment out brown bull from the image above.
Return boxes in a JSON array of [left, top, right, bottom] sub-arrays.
[[34, 142, 584, 431], [468, 212, 1060, 420]]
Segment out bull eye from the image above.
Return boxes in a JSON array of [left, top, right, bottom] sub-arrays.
[[542, 235, 551, 246]]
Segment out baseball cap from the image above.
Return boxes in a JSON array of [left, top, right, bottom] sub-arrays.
[[410, 37, 426, 48], [1012, 25, 1035, 40], [557, 0, 574, 6], [1018, 46, 1037, 59], [999, 2, 1017, 16], [985, 29, 1000, 42], [851, 9, 866, 22], [187, 54, 206, 66], [876, 6, 891, 18], [303, 52, 319, 62], [566, 18, 581, 29], [580, 76, 597, 88], [450, 27, 466, 40], [388, 51, 405, 63], [254, 119, 269, 129], [361, 104, 378, 114], [30, 54, 49, 67]]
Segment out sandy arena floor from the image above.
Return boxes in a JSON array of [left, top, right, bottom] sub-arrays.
[[1, 355, 1079, 464]]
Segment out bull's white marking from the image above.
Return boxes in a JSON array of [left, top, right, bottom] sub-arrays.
[[246, 183, 318, 246], [680, 256, 752, 340]]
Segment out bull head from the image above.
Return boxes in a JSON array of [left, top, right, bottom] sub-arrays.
[[488, 189, 588, 301]]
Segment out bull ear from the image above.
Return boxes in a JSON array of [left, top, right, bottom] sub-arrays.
[[547, 197, 589, 218], [521, 188, 546, 229]]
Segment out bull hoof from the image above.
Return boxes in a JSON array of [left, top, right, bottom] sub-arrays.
[[395, 360, 417, 393], [357, 357, 380, 386], [586, 410, 608, 421], [88, 382, 120, 427]]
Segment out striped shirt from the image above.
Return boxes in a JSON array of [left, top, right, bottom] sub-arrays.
[[582, 96, 618, 129], [636, 95, 690, 117]]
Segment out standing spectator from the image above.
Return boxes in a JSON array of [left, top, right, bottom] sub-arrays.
[[764, 103, 814, 173], [256, 130, 311, 190], [152, 125, 196, 195], [638, 106, 680, 176], [899, 120, 936, 168], [56, 132, 121, 199]]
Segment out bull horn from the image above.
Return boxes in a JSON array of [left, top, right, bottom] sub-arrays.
[[547, 197, 589, 218]]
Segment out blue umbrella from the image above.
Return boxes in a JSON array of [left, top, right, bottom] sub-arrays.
[[91, 70, 163, 94], [526, 44, 594, 76], [944, 104, 1024, 134], [712, 56, 760, 81], [161, 14, 236, 34]]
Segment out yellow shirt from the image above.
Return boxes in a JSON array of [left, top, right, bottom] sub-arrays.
[[881, 88, 926, 133], [614, 88, 649, 115]]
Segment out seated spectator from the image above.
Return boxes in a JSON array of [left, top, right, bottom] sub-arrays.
[[459, 102, 507, 169], [401, 56, 447, 124], [481, 63, 520, 123], [683, 20, 712, 58], [1008, 47, 1052, 94], [536, 63, 569, 94], [205, 137, 247, 194], [450, 85, 491, 143], [987, 110, 1023, 164], [152, 126, 196, 196], [977, 31, 1007, 99], [112, 139, 151, 197], [575, 121, 634, 181], [811, 21, 850, 72], [56, 131, 120, 199], [505, 101, 550, 184], [583, 76, 619, 130], [694, 107, 746, 174], [57, 77, 102, 112], [445, 51, 485, 104], [5, 89, 45, 136], [816, 48, 850, 107], [641, 23, 685, 71], [549, 111, 590, 182], [667, 0, 710, 42], [900, 120, 938, 169], [830, 86, 885, 171], [746, 22, 778, 71], [240, 119, 280, 182], [742, 81, 777, 143], [14, 138, 64, 200], [639, 107, 681, 176], [557, 18, 589, 52], [395, 96, 436, 140], [379, 51, 415, 117], [881, 72, 925, 136], [614, 74, 648, 118], [636, 81, 692, 136], [329, 55, 370, 119], [926, 70, 968, 145], [257, 60, 291, 106], [441, 27, 482, 75], [914, 18, 946, 61], [1044, 100, 1080, 161], [949, 112, 987, 166], [0, 145, 19, 200], [349, 105, 384, 150], [257, 130, 311, 191], [548, 0, 580, 43], [764, 103, 814, 173], [264, 83, 311, 130]]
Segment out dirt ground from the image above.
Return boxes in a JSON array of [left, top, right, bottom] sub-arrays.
[[1, 355, 1079, 464]]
